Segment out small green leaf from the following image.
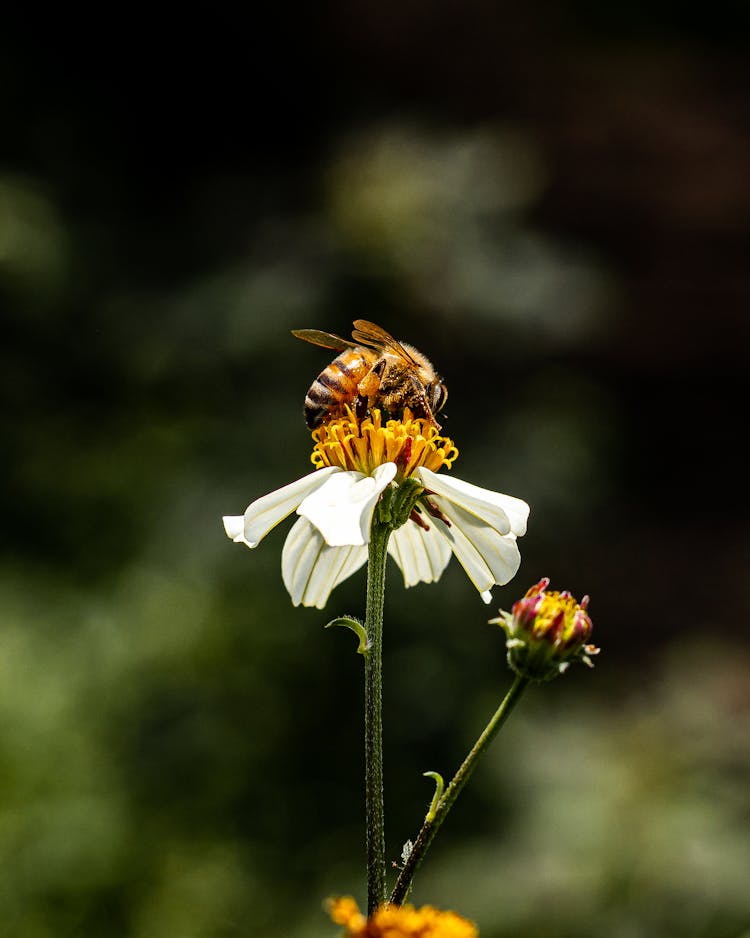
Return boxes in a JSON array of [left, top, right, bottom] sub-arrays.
[[325, 616, 369, 655], [423, 770, 444, 821]]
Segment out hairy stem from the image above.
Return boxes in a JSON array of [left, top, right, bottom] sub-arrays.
[[364, 519, 391, 915]]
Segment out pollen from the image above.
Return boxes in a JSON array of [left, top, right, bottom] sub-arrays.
[[525, 589, 592, 647], [310, 407, 458, 478], [533, 592, 579, 633]]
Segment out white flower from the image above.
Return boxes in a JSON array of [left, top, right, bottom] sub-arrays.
[[223, 461, 528, 609]]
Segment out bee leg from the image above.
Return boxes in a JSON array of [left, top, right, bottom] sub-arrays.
[[359, 360, 385, 397], [354, 393, 368, 420], [358, 359, 386, 415]]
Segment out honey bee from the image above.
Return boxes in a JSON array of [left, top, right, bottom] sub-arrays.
[[291, 319, 448, 429]]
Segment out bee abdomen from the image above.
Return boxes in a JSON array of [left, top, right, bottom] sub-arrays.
[[303, 351, 370, 428]]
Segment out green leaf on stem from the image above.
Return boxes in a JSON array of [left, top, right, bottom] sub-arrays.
[[423, 770, 444, 822], [325, 616, 369, 655]]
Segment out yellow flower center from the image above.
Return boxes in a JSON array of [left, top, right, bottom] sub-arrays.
[[327, 897, 478, 938], [310, 407, 458, 479], [532, 591, 584, 639]]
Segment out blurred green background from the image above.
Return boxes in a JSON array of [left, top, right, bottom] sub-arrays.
[[2, 7, 749, 937]]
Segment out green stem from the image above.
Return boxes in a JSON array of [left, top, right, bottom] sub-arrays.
[[390, 672, 530, 906], [364, 519, 391, 915]]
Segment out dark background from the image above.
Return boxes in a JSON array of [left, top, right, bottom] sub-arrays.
[[2, 7, 749, 937]]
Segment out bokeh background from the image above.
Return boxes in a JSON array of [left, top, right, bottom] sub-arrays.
[[3, 7, 749, 937]]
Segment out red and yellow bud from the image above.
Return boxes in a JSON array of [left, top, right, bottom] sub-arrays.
[[491, 578, 599, 682]]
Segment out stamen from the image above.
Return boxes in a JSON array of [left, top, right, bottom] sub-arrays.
[[422, 497, 452, 527], [310, 407, 458, 479], [409, 507, 431, 531]]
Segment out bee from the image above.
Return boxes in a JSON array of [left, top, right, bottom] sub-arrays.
[[291, 319, 448, 429]]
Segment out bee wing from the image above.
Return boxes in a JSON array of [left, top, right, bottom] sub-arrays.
[[291, 329, 357, 352], [351, 320, 417, 364]]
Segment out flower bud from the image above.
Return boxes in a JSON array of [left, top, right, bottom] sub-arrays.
[[491, 577, 599, 682]]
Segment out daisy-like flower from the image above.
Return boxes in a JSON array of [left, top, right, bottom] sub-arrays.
[[328, 896, 478, 938], [223, 408, 529, 609]]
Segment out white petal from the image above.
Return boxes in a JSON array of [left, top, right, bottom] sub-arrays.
[[388, 519, 452, 588], [424, 499, 522, 600], [223, 514, 247, 544], [415, 466, 530, 536], [227, 467, 341, 549], [297, 462, 397, 547], [428, 514, 496, 597], [435, 496, 522, 587], [282, 517, 367, 608], [305, 540, 368, 607]]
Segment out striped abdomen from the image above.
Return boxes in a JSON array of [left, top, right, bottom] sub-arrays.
[[303, 348, 375, 428]]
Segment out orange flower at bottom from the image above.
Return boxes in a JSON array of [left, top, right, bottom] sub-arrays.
[[328, 896, 478, 938]]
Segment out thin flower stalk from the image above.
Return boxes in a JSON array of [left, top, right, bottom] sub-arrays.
[[363, 516, 390, 914], [391, 673, 530, 906], [361, 479, 425, 915]]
